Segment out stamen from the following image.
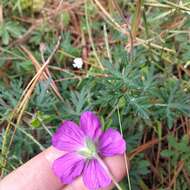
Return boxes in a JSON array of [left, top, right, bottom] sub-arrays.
[[78, 138, 97, 159]]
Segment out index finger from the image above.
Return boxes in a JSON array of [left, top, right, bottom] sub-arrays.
[[0, 147, 65, 190]]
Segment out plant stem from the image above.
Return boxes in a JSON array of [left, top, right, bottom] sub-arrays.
[[117, 105, 132, 190]]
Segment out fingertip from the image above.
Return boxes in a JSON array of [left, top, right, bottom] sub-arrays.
[[104, 154, 128, 182]]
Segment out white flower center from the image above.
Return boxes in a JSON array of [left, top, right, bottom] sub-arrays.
[[78, 138, 97, 159]]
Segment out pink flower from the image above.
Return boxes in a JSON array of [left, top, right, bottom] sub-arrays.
[[52, 111, 126, 190]]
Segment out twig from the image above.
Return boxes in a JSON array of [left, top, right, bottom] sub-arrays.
[[0, 4, 3, 24], [85, 0, 104, 70], [167, 160, 184, 189], [103, 24, 112, 63]]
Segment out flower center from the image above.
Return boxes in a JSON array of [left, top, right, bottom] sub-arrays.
[[78, 138, 97, 159]]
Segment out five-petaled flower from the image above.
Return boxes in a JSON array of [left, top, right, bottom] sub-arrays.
[[52, 111, 126, 190]]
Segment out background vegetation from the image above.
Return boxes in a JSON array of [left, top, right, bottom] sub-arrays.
[[0, 0, 190, 189]]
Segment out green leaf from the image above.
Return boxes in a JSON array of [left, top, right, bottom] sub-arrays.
[[161, 149, 174, 158], [168, 135, 178, 147], [2, 30, 9, 45], [31, 118, 41, 128]]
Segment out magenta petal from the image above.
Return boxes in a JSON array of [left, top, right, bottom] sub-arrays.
[[80, 111, 102, 139], [52, 152, 85, 184], [83, 159, 111, 190], [99, 128, 126, 156], [52, 121, 85, 151]]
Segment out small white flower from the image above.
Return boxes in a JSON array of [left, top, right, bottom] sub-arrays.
[[73, 57, 83, 69]]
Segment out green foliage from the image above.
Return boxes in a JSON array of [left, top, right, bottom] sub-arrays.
[[1, 0, 190, 189], [152, 79, 190, 128], [0, 80, 23, 117], [30, 111, 54, 128], [0, 21, 25, 45], [31, 80, 57, 111], [161, 134, 190, 189], [161, 134, 190, 172], [129, 155, 150, 190]]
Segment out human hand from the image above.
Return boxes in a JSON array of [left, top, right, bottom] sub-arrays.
[[0, 146, 127, 190]]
